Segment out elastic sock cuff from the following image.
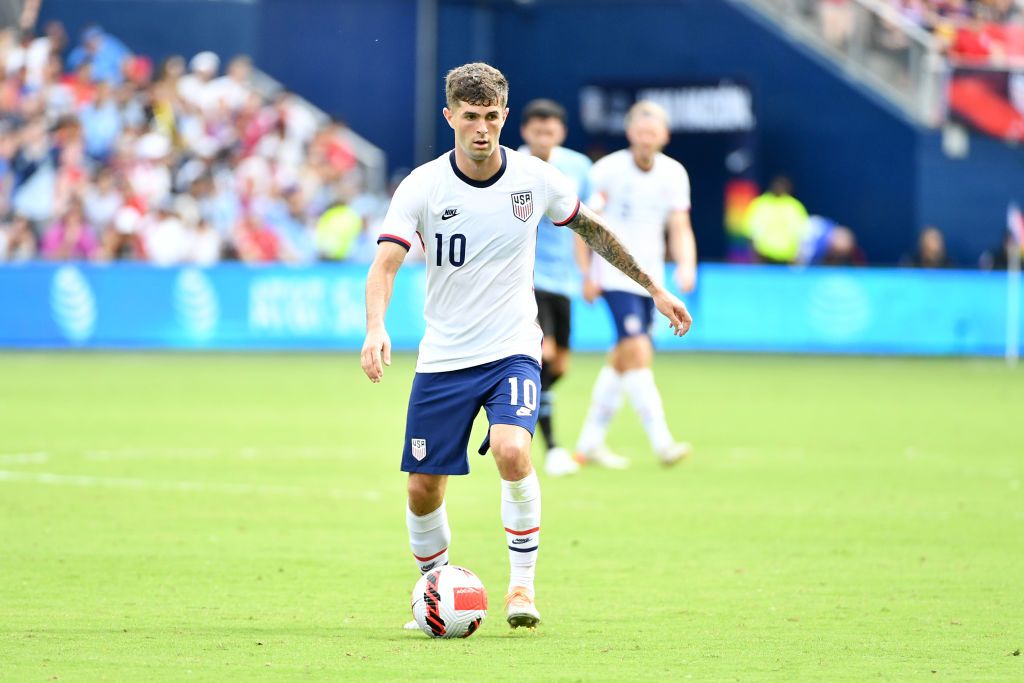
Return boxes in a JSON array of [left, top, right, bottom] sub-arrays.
[[406, 500, 447, 532], [500, 470, 540, 502]]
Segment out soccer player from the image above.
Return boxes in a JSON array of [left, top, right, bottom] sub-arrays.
[[361, 64, 691, 630], [575, 100, 697, 469], [518, 99, 592, 477]]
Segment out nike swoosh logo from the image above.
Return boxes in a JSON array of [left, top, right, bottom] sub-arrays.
[[441, 212, 459, 221]]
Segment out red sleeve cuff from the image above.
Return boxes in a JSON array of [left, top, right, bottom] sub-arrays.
[[377, 233, 411, 250]]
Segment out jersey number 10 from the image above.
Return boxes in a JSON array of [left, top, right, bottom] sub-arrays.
[[435, 233, 466, 267]]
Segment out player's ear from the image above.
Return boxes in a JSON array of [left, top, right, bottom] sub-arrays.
[[443, 107, 455, 129]]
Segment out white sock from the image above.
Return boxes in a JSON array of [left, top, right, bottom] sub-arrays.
[[501, 470, 541, 597], [621, 368, 674, 452], [575, 366, 624, 453], [406, 501, 451, 574]]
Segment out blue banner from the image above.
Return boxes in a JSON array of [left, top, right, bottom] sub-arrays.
[[0, 263, 1019, 356]]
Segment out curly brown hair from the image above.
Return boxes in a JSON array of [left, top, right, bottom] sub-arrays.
[[444, 62, 509, 110]]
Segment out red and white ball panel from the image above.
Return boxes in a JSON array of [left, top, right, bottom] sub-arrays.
[[410, 565, 488, 639]]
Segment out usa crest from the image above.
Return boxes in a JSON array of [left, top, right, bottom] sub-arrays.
[[510, 191, 533, 222], [411, 438, 427, 461]]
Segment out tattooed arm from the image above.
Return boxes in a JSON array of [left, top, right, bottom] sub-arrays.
[[568, 203, 692, 336]]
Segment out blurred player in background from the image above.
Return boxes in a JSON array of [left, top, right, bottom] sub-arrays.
[[575, 100, 697, 468], [361, 65, 691, 630], [519, 99, 592, 478]]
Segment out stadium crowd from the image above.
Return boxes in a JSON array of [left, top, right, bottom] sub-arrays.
[[820, 0, 1024, 64], [0, 20, 387, 266]]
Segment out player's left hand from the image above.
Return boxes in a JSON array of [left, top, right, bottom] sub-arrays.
[[651, 287, 692, 337], [582, 278, 601, 304], [674, 265, 697, 294]]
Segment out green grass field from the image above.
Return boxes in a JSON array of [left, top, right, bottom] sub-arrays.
[[1, 352, 1022, 681]]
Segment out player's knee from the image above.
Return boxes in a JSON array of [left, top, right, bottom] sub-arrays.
[[490, 432, 532, 479], [407, 474, 445, 514], [615, 337, 651, 371]]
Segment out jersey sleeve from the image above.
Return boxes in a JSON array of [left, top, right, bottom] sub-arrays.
[[542, 162, 581, 227], [377, 175, 424, 250], [671, 164, 692, 212]]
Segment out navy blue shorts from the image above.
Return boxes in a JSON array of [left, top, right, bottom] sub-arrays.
[[401, 354, 542, 475], [602, 290, 656, 342]]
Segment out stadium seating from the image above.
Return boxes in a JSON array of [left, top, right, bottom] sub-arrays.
[[0, 21, 386, 266]]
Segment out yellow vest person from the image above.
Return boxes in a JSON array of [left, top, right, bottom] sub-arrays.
[[315, 204, 363, 260], [744, 177, 809, 264]]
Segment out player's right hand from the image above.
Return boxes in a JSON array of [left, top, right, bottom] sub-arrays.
[[361, 326, 392, 383], [652, 287, 692, 337], [582, 278, 601, 304]]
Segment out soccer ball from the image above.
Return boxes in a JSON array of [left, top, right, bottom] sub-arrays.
[[410, 565, 488, 639]]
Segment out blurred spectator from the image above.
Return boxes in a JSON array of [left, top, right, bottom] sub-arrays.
[[39, 20, 68, 61], [130, 132, 172, 207], [821, 226, 867, 266], [206, 55, 252, 114], [744, 176, 810, 264], [83, 167, 122, 231], [54, 132, 88, 209], [142, 200, 189, 266], [40, 52, 74, 120], [113, 80, 145, 131], [0, 213, 37, 261], [315, 200, 363, 261], [5, 28, 46, 88], [189, 218, 222, 266], [98, 205, 142, 262], [41, 200, 96, 260], [178, 51, 218, 111], [820, 0, 854, 48], [234, 212, 279, 263], [0, 124, 15, 214], [903, 226, 955, 267], [979, 233, 1022, 269], [261, 187, 318, 264], [78, 76, 118, 162], [66, 25, 130, 85], [11, 115, 57, 223], [63, 59, 97, 107]]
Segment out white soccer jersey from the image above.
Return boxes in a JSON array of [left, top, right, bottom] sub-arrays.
[[378, 147, 580, 373], [589, 150, 691, 297]]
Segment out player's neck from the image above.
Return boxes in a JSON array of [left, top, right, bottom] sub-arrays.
[[631, 150, 656, 172], [453, 145, 504, 181]]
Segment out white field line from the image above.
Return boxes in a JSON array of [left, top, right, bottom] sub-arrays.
[[0, 469, 380, 501], [83, 446, 361, 461]]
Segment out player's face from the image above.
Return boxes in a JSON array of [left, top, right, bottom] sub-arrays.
[[444, 101, 509, 162], [520, 117, 566, 160], [626, 117, 669, 160]]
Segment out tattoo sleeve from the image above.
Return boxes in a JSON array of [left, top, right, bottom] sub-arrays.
[[567, 204, 654, 291]]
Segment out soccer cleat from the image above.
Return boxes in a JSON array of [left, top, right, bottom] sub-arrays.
[[575, 445, 630, 470], [544, 447, 580, 477], [505, 587, 541, 629], [657, 442, 692, 467], [403, 619, 419, 631]]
